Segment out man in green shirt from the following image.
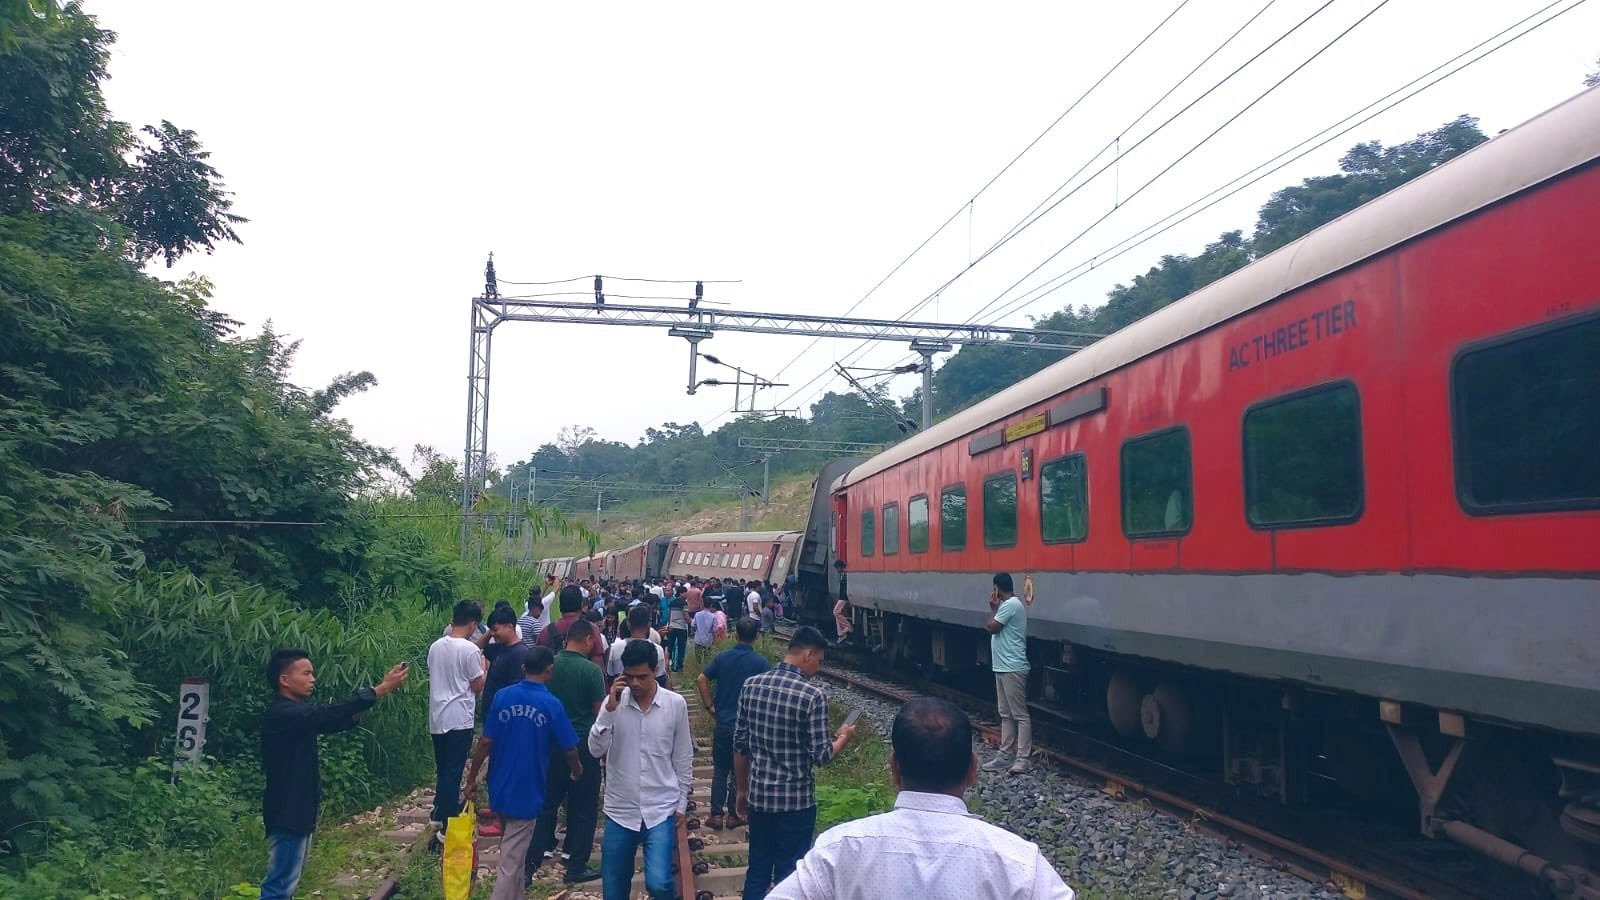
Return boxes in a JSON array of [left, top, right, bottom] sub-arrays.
[[983, 572, 1031, 775], [529, 618, 607, 885]]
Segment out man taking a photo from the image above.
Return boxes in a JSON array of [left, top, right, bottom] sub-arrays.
[[260, 651, 409, 899]]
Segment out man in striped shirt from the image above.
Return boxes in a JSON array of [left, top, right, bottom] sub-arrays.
[[733, 626, 856, 900], [519, 592, 545, 647]]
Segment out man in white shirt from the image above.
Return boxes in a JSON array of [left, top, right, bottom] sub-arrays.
[[426, 600, 487, 849], [608, 606, 668, 685], [745, 581, 762, 621], [768, 697, 1074, 900], [588, 640, 693, 900]]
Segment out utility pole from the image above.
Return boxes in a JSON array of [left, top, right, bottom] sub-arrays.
[[910, 338, 952, 430], [761, 454, 772, 509]]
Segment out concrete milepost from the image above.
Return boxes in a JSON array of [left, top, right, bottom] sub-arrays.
[[174, 676, 209, 768]]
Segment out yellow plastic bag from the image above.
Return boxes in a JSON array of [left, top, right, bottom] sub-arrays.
[[441, 801, 478, 900]]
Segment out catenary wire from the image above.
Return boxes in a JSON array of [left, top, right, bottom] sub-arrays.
[[975, 0, 1586, 326], [839, 0, 1587, 396], [775, 0, 1353, 413], [752, 0, 1198, 393]]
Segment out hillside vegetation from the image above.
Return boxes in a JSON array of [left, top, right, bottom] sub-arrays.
[[516, 471, 816, 560]]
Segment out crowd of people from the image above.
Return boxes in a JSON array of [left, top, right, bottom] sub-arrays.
[[257, 570, 1071, 899]]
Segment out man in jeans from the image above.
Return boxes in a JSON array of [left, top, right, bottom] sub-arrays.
[[982, 572, 1031, 775], [462, 646, 584, 900], [588, 640, 694, 900], [696, 616, 770, 830], [428, 600, 486, 849], [260, 651, 409, 899], [734, 626, 856, 900], [529, 619, 607, 887]]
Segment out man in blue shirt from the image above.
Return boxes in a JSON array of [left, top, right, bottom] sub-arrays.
[[983, 572, 1031, 775], [464, 646, 583, 900], [695, 616, 771, 830]]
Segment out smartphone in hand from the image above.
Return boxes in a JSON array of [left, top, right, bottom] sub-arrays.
[[843, 708, 861, 727]]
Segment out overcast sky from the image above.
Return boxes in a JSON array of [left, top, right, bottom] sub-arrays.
[[92, 1, 1599, 475]]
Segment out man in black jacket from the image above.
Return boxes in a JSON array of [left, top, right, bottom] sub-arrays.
[[260, 649, 409, 899]]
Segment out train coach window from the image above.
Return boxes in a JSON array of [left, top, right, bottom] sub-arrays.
[[741, 553, 752, 568], [754, 554, 765, 570], [984, 473, 1018, 548], [1121, 427, 1193, 537], [908, 495, 930, 553], [1040, 454, 1089, 542], [860, 508, 875, 557], [1244, 383, 1363, 528], [882, 502, 900, 555], [941, 485, 967, 551], [1454, 315, 1600, 514]]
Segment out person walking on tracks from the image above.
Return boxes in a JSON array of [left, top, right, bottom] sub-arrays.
[[692, 600, 718, 664], [983, 572, 1031, 775], [428, 600, 486, 849], [527, 618, 607, 886], [461, 646, 584, 900], [588, 640, 694, 900], [259, 651, 410, 899], [696, 616, 771, 831], [734, 626, 857, 900], [767, 697, 1074, 900]]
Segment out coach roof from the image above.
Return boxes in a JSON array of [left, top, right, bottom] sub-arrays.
[[836, 86, 1600, 492]]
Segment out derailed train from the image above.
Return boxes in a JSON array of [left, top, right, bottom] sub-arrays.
[[538, 88, 1600, 888]]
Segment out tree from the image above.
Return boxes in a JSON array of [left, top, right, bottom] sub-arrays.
[[556, 424, 596, 456], [119, 121, 246, 266], [1586, 56, 1599, 87], [0, 3, 243, 264]]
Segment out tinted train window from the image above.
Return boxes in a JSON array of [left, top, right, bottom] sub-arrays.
[[882, 503, 900, 555], [860, 508, 875, 557], [1454, 315, 1600, 513], [983, 473, 1018, 548], [1040, 454, 1089, 542], [940, 486, 967, 551], [908, 495, 930, 553], [1121, 427, 1193, 537], [1244, 383, 1363, 527]]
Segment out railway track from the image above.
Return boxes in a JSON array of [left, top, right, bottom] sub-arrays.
[[774, 625, 1521, 900]]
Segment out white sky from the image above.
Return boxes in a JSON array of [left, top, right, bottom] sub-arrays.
[[92, 1, 1599, 474]]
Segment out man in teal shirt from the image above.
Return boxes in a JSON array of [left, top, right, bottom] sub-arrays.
[[983, 572, 1031, 774]]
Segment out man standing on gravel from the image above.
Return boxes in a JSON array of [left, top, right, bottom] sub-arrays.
[[259, 651, 410, 899], [696, 616, 771, 831], [766, 697, 1074, 900], [462, 646, 583, 900], [734, 626, 856, 900], [983, 573, 1031, 775]]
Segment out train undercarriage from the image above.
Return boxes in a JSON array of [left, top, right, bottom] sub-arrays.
[[844, 605, 1600, 898]]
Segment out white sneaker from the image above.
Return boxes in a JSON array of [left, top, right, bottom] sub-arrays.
[[1006, 760, 1030, 775], [981, 755, 1012, 773]]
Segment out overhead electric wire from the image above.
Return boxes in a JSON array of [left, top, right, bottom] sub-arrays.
[[957, 0, 1393, 329], [903, 0, 1343, 329], [973, 0, 1587, 327], [495, 274, 740, 287], [774, 0, 1345, 414], [745, 0, 1197, 403]]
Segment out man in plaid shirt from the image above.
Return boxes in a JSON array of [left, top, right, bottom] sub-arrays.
[[733, 626, 856, 900]]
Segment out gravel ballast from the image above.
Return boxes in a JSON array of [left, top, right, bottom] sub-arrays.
[[823, 681, 1347, 900]]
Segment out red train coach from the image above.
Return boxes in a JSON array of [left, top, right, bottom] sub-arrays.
[[830, 89, 1600, 875], [611, 535, 673, 582], [665, 531, 801, 585]]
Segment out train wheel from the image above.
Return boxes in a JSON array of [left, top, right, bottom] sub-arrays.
[[1142, 682, 1196, 757], [1107, 671, 1143, 740]]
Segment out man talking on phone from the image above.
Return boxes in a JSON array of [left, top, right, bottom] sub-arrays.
[[588, 640, 693, 900]]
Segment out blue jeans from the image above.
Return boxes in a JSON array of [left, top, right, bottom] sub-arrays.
[[260, 829, 311, 899], [601, 814, 675, 900], [743, 806, 816, 900]]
